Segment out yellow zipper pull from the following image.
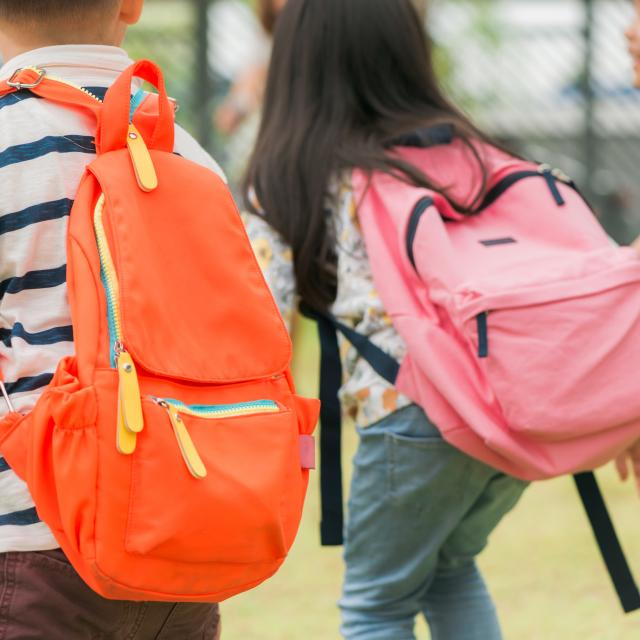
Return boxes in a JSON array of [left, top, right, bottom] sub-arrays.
[[116, 396, 137, 455], [126, 124, 158, 193], [117, 349, 144, 434], [163, 403, 207, 480]]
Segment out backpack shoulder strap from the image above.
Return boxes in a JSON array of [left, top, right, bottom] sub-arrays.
[[574, 472, 640, 613], [299, 302, 399, 546], [0, 67, 103, 119], [299, 303, 345, 546], [392, 123, 455, 148]]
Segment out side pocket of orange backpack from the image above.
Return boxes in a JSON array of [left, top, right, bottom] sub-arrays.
[[0, 356, 99, 552]]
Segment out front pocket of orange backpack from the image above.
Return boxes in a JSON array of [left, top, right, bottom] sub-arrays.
[[125, 397, 297, 563]]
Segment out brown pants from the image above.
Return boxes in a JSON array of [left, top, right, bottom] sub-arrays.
[[0, 549, 221, 639]]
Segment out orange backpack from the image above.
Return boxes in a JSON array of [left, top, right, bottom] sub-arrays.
[[0, 61, 319, 602]]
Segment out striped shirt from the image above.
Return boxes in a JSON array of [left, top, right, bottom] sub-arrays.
[[0, 45, 225, 552]]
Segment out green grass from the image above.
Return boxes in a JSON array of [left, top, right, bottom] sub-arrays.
[[221, 318, 640, 639]]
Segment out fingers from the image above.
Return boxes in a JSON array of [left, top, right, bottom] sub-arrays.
[[630, 448, 640, 496], [617, 443, 640, 496], [616, 454, 629, 482]]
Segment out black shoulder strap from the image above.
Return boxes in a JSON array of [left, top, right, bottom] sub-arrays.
[[310, 306, 344, 545], [574, 472, 640, 613], [393, 123, 455, 148], [308, 308, 400, 386], [299, 311, 640, 614], [299, 303, 399, 546]]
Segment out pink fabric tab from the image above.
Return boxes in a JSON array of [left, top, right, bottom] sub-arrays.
[[299, 435, 316, 470]]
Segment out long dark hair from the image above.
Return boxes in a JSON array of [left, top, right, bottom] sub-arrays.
[[245, 0, 500, 310]]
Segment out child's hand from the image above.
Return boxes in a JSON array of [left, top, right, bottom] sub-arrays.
[[615, 441, 640, 495], [633, 235, 640, 255]]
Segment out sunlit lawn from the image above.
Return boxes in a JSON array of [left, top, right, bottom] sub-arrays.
[[222, 319, 640, 639]]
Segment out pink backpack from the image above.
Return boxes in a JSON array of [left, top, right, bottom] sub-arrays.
[[355, 138, 640, 480], [305, 127, 640, 611]]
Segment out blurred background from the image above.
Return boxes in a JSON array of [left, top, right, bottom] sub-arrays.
[[126, 1, 640, 637], [128, 0, 640, 242]]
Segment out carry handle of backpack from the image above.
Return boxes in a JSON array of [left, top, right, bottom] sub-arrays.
[[429, 193, 465, 222], [99, 60, 175, 154]]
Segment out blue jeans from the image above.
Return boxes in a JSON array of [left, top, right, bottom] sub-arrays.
[[339, 405, 527, 640]]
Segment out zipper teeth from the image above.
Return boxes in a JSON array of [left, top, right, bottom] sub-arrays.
[[68, 83, 103, 103], [181, 405, 280, 418], [157, 398, 281, 419], [94, 194, 123, 350], [22, 66, 104, 103]]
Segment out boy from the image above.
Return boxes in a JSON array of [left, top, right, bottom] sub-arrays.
[[0, 1, 222, 637]]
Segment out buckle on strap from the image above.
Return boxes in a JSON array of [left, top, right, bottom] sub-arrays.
[[6, 67, 47, 90]]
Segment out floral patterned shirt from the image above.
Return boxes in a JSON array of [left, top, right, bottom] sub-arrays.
[[242, 180, 412, 428]]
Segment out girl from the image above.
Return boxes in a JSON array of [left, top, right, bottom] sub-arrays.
[[243, 2, 526, 638]]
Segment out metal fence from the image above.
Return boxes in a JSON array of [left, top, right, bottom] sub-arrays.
[[128, 0, 640, 242], [431, 0, 640, 243]]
